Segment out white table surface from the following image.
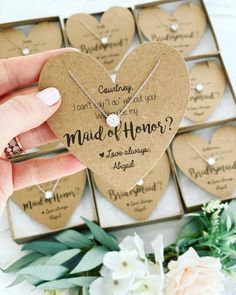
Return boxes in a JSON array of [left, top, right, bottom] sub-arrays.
[[0, 1, 236, 294]]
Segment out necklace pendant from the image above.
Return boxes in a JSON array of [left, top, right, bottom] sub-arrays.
[[207, 157, 216, 166], [45, 191, 53, 200], [106, 114, 120, 128], [101, 36, 109, 45], [170, 23, 179, 32], [136, 179, 144, 186], [22, 47, 30, 55], [195, 83, 204, 93]]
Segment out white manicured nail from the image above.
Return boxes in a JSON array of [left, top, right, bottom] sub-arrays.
[[37, 87, 60, 106]]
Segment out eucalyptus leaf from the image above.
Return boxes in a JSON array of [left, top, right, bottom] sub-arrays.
[[22, 241, 69, 255], [18, 265, 68, 281], [55, 230, 93, 249], [1, 252, 42, 273], [37, 276, 97, 290], [46, 249, 81, 265], [29, 256, 50, 266], [82, 217, 119, 251], [71, 246, 108, 273], [7, 275, 25, 287], [24, 275, 43, 286]]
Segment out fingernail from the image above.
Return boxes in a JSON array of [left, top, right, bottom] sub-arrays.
[[37, 87, 60, 106]]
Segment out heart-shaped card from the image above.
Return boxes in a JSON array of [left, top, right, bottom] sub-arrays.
[[0, 21, 62, 59], [185, 61, 226, 123], [12, 171, 87, 229], [172, 125, 236, 198], [65, 6, 135, 70], [138, 3, 206, 56], [39, 42, 189, 191], [93, 153, 170, 220]]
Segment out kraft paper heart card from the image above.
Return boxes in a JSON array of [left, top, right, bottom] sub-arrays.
[[8, 171, 97, 242], [39, 42, 190, 192], [11, 171, 87, 230], [65, 6, 137, 71], [185, 60, 226, 123], [136, 1, 218, 56], [93, 153, 170, 221], [0, 20, 63, 58], [180, 57, 236, 128], [92, 153, 183, 229], [172, 123, 236, 209]]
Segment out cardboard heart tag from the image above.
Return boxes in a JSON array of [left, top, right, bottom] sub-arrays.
[[185, 61, 226, 122], [0, 22, 62, 58], [65, 6, 135, 70], [39, 42, 189, 191], [12, 171, 87, 229], [172, 125, 236, 199], [93, 153, 170, 220], [138, 3, 206, 55]]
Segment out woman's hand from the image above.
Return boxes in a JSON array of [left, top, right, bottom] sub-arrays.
[[0, 49, 85, 216]]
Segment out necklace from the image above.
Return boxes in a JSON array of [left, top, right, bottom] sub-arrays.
[[136, 179, 144, 186], [187, 141, 223, 166], [154, 3, 192, 33], [60, 57, 160, 128], [79, 13, 117, 46], [36, 178, 61, 200], [1, 30, 31, 56]]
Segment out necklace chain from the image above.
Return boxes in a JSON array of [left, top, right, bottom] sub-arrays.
[[60, 57, 160, 120], [153, 3, 192, 31], [79, 13, 117, 44], [1, 31, 24, 52], [186, 141, 223, 166], [36, 178, 61, 196]]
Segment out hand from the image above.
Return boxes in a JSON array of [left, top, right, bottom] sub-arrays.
[[0, 49, 85, 216]]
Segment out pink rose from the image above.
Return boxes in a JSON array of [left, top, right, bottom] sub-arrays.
[[165, 248, 225, 295]]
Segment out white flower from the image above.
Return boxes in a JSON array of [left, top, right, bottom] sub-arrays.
[[103, 250, 147, 280], [90, 234, 165, 295], [90, 274, 133, 295], [129, 275, 164, 295], [151, 235, 164, 280], [120, 233, 147, 265], [165, 247, 225, 295]]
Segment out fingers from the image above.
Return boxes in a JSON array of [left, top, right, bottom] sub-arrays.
[[12, 153, 85, 191], [0, 87, 61, 152], [0, 159, 13, 216], [18, 122, 57, 151], [0, 47, 78, 97]]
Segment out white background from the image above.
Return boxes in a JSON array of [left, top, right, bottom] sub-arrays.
[[0, 0, 236, 294]]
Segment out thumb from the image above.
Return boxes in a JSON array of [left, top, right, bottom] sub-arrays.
[[0, 87, 61, 151]]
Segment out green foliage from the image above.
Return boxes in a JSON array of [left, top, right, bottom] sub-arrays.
[[81, 217, 120, 251], [1, 218, 119, 291], [3, 202, 236, 293], [174, 200, 236, 274], [71, 246, 108, 273]]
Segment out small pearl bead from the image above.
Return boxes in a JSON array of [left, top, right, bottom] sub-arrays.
[[106, 114, 120, 128], [45, 191, 53, 200], [22, 47, 30, 55]]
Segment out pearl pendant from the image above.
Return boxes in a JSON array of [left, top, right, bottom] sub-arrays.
[[195, 83, 204, 93], [45, 191, 53, 200], [207, 157, 216, 166], [101, 36, 109, 45], [22, 47, 30, 55], [136, 179, 144, 186], [170, 23, 179, 32], [106, 114, 120, 128]]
